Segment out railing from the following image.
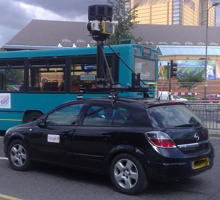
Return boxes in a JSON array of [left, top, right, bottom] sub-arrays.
[[157, 80, 220, 100], [186, 101, 220, 130]]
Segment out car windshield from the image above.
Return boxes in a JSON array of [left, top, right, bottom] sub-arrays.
[[147, 104, 203, 128]]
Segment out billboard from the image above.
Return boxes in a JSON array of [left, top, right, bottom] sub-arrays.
[[157, 60, 220, 80], [177, 60, 217, 80]]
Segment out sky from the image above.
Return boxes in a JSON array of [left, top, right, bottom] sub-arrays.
[[0, 0, 220, 47]]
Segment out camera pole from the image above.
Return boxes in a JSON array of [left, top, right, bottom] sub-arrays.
[[97, 41, 105, 86], [87, 5, 114, 87]]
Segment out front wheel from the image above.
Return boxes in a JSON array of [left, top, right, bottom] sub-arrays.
[[8, 140, 31, 171], [110, 153, 149, 195]]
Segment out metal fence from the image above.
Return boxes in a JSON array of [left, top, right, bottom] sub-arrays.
[[186, 101, 220, 130], [157, 81, 220, 100]]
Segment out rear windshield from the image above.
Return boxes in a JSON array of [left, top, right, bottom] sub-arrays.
[[147, 104, 203, 128]]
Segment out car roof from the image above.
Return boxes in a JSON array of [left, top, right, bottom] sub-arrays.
[[64, 97, 185, 109]]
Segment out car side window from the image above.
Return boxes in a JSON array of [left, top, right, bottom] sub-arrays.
[[113, 107, 131, 126], [82, 106, 116, 126], [46, 104, 83, 126], [82, 106, 130, 126]]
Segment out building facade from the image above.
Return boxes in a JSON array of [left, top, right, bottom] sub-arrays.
[[130, 0, 216, 26]]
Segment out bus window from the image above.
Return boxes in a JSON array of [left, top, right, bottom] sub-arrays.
[[70, 56, 97, 91], [135, 57, 156, 81], [70, 54, 116, 91], [28, 58, 65, 92], [0, 59, 24, 92]]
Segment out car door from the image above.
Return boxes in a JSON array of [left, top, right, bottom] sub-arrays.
[[71, 104, 131, 170], [30, 103, 84, 165]]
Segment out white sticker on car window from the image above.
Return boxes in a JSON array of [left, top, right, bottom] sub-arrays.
[[47, 134, 60, 143]]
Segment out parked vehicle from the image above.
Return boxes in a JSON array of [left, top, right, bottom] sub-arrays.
[[157, 91, 188, 101], [3, 97, 214, 195], [202, 94, 220, 103]]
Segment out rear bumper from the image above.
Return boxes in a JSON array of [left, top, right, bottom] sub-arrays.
[[147, 155, 214, 181]]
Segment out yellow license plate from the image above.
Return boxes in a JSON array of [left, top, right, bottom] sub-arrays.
[[192, 157, 209, 170]]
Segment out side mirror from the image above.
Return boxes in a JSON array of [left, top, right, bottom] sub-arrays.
[[38, 118, 47, 128]]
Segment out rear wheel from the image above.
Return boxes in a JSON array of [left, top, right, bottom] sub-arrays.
[[23, 112, 42, 123], [110, 153, 148, 195], [8, 140, 31, 171]]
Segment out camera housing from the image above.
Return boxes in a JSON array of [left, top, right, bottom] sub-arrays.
[[88, 5, 112, 21], [87, 21, 114, 35], [87, 5, 114, 41], [87, 21, 100, 32], [101, 21, 114, 34]]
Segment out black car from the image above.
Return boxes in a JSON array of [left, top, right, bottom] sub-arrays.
[[3, 97, 214, 195]]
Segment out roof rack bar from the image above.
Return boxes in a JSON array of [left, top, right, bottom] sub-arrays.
[[76, 86, 150, 100]]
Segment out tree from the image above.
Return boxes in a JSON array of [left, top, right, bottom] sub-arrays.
[[176, 71, 204, 92], [6, 69, 24, 85], [107, 0, 142, 45]]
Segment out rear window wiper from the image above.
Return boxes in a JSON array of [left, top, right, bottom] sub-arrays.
[[175, 123, 195, 127]]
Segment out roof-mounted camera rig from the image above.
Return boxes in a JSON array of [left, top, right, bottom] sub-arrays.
[[87, 5, 114, 42], [80, 5, 151, 101], [87, 5, 115, 88]]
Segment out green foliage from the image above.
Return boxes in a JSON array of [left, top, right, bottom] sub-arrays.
[[107, 0, 142, 45], [182, 95, 198, 100], [6, 69, 24, 85], [177, 71, 204, 92]]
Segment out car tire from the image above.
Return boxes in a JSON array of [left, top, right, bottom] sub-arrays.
[[23, 112, 42, 123], [8, 139, 31, 171], [110, 153, 149, 195]]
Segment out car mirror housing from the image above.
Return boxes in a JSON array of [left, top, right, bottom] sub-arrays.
[[38, 119, 46, 128]]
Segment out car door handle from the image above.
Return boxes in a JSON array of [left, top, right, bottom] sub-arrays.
[[101, 133, 111, 138], [63, 130, 74, 134]]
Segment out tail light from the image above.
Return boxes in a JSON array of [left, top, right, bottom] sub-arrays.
[[202, 129, 208, 138], [145, 131, 176, 148]]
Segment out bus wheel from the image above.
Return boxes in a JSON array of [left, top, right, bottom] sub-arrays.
[[23, 112, 42, 123]]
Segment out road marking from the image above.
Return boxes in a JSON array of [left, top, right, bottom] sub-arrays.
[[0, 193, 23, 200], [210, 136, 220, 139], [0, 157, 7, 160]]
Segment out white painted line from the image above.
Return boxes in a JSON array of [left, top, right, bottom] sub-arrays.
[[0, 193, 23, 200], [0, 157, 7, 160]]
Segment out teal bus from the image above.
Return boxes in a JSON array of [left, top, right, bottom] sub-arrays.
[[0, 42, 158, 130]]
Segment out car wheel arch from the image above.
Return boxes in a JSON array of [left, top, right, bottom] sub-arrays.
[[102, 145, 149, 174], [6, 133, 30, 156]]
